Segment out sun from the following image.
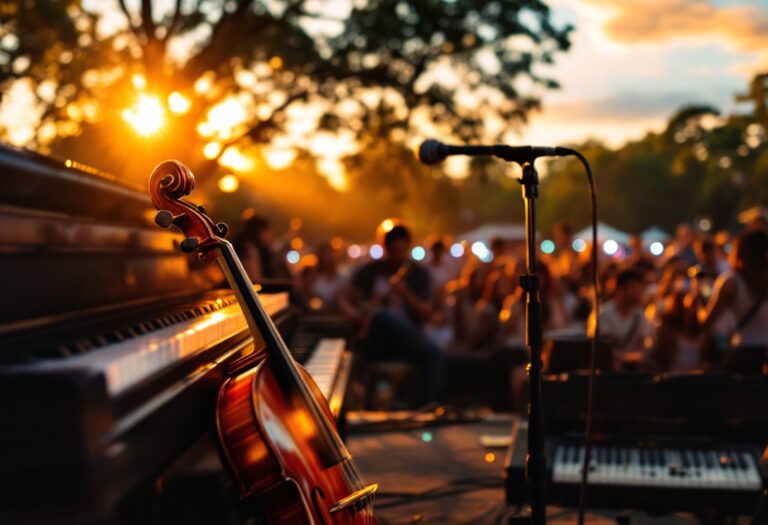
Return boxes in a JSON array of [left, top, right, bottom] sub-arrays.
[[122, 94, 165, 136]]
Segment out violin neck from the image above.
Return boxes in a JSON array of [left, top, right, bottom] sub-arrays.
[[216, 241, 293, 364], [215, 240, 350, 467]]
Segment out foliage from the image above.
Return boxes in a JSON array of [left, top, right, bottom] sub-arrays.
[[0, 0, 571, 184], [538, 77, 768, 236]]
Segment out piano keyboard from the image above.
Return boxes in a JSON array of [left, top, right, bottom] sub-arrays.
[[552, 444, 762, 490], [34, 292, 289, 395], [304, 338, 345, 401]]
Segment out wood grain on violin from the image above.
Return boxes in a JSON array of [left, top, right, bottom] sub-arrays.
[[150, 160, 378, 524]]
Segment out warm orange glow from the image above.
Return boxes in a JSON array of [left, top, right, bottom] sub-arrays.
[[290, 218, 303, 231], [122, 94, 165, 136], [203, 141, 221, 159], [168, 92, 191, 114], [269, 56, 283, 69], [197, 122, 214, 137], [207, 97, 248, 134], [291, 237, 304, 250], [484, 453, 496, 463], [194, 73, 214, 94], [331, 237, 343, 250], [381, 219, 395, 232], [220, 147, 255, 173], [131, 74, 146, 90], [263, 147, 297, 170], [218, 174, 240, 193]]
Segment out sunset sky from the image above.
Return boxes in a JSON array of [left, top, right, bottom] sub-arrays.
[[1, 0, 767, 153], [520, 0, 768, 147]]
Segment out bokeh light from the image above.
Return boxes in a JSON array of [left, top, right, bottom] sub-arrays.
[[370, 244, 383, 259], [286, 250, 300, 264], [122, 94, 165, 136], [203, 142, 221, 159], [450, 242, 464, 258], [218, 174, 239, 193], [572, 238, 587, 252], [381, 219, 395, 232], [540, 239, 555, 254], [603, 239, 619, 255], [168, 92, 191, 114], [471, 241, 492, 262], [411, 246, 426, 261], [348, 244, 362, 258], [649, 241, 664, 256]]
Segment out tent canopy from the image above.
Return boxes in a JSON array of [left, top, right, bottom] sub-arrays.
[[641, 226, 670, 244], [457, 223, 527, 244], [574, 222, 630, 245]]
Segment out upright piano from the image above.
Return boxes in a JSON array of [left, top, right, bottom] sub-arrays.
[[0, 146, 353, 523]]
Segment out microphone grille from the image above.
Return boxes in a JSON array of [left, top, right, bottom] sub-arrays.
[[418, 139, 445, 165]]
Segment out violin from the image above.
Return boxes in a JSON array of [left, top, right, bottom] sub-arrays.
[[150, 160, 378, 524]]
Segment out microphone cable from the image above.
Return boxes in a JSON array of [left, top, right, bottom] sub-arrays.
[[558, 148, 600, 525]]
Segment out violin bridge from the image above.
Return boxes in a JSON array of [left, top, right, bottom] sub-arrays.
[[328, 483, 379, 514]]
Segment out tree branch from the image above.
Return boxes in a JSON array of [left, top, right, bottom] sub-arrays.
[[216, 90, 308, 158], [116, 0, 142, 37], [141, 0, 157, 40], [163, 0, 183, 42]]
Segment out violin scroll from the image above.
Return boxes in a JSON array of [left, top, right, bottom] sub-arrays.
[[149, 160, 228, 258]]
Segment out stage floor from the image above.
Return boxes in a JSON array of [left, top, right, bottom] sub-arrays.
[[347, 415, 702, 525]]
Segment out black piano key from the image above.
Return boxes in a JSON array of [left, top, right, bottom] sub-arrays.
[[734, 450, 748, 470], [682, 450, 691, 468], [688, 450, 699, 468]]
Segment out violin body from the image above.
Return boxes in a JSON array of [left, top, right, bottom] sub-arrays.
[[217, 359, 377, 524], [148, 160, 377, 525]]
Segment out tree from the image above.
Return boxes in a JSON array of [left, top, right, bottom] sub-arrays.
[[538, 91, 768, 236], [0, 0, 571, 187]]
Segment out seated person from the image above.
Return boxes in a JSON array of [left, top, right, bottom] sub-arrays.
[[588, 269, 654, 369], [341, 224, 445, 405], [688, 229, 768, 373]]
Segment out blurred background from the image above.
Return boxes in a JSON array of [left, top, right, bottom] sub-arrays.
[[0, 0, 766, 242]]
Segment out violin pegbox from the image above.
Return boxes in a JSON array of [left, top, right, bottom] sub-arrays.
[[149, 160, 229, 258]]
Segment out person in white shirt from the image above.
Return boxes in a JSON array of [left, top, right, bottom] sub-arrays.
[[588, 269, 654, 369]]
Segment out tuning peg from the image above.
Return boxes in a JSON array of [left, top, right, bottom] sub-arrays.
[[197, 204, 207, 214], [216, 222, 229, 237], [180, 237, 199, 253], [155, 210, 173, 228], [155, 210, 187, 229]]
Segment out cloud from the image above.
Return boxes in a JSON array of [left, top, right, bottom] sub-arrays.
[[583, 0, 768, 70], [548, 91, 705, 120], [517, 90, 725, 147]]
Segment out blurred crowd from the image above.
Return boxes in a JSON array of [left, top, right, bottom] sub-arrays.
[[231, 210, 768, 403]]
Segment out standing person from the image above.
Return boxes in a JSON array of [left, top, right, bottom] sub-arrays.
[[665, 224, 697, 266], [425, 237, 455, 291], [341, 224, 445, 405], [625, 233, 655, 273], [689, 229, 768, 371], [549, 221, 579, 282], [588, 269, 654, 369]]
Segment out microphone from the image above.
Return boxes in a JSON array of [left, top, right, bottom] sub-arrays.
[[418, 139, 570, 165]]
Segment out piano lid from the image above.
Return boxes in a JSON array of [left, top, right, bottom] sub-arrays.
[[0, 145, 198, 326]]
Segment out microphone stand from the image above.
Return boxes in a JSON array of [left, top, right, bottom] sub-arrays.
[[518, 161, 547, 525]]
